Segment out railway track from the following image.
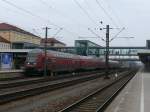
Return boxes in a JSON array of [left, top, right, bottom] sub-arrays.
[[0, 69, 125, 82], [0, 70, 112, 104], [59, 70, 137, 112], [0, 70, 105, 89], [0, 73, 25, 81]]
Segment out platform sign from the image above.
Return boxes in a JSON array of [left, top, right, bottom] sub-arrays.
[[1, 53, 13, 69]]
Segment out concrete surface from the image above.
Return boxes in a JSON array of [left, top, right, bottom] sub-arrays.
[[105, 68, 150, 112], [0, 69, 23, 79]]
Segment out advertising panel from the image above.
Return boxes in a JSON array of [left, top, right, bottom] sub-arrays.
[[1, 53, 13, 69]]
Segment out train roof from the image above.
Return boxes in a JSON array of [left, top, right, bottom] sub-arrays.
[[28, 49, 103, 60], [29, 49, 43, 53], [47, 50, 78, 59]]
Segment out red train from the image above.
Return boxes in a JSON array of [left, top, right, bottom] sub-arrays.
[[24, 49, 120, 75]]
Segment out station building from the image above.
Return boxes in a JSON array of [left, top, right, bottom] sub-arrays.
[[0, 23, 41, 48], [41, 38, 66, 47], [0, 23, 41, 70], [0, 23, 68, 70]]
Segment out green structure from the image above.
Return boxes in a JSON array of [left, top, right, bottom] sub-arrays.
[[74, 40, 145, 57], [75, 40, 102, 56], [45, 40, 145, 58]]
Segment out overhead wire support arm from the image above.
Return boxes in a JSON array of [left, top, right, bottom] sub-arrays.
[[109, 27, 125, 42], [88, 28, 105, 41], [53, 28, 63, 38]]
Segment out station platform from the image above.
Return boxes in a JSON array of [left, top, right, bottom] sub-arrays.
[[0, 69, 23, 73], [0, 69, 23, 79], [105, 67, 148, 112]]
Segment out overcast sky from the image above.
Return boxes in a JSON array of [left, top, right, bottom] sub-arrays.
[[0, 0, 149, 47]]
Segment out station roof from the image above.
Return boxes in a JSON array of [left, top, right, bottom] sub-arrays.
[[41, 38, 66, 45], [0, 49, 32, 53], [0, 23, 41, 39]]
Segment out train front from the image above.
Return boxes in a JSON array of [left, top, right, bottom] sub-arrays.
[[24, 50, 43, 75]]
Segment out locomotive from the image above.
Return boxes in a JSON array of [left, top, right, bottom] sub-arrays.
[[24, 49, 120, 76]]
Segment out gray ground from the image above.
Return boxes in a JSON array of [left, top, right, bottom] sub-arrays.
[[0, 73, 118, 112]]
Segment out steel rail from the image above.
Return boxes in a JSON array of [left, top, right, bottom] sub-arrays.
[[0, 71, 107, 104], [59, 70, 137, 112], [0, 70, 104, 89], [96, 71, 136, 112]]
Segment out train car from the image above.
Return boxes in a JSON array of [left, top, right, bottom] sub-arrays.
[[25, 49, 79, 75], [109, 60, 121, 68], [25, 49, 44, 74], [24, 49, 120, 76], [79, 56, 102, 70]]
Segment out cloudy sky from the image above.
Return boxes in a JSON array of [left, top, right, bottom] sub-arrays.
[[0, 0, 149, 47]]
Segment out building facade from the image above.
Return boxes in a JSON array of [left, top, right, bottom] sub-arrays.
[[0, 23, 41, 70], [0, 23, 41, 47], [41, 38, 66, 47], [0, 36, 10, 49]]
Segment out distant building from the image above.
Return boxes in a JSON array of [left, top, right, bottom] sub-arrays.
[[75, 40, 102, 56], [12, 42, 39, 49], [41, 38, 66, 47], [75, 40, 102, 48], [0, 23, 41, 48], [0, 36, 10, 49], [146, 40, 150, 49]]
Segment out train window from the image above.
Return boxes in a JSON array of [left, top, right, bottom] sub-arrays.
[[47, 58, 52, 64], [51, 58, 56, 62], [27, 53, 38, 62]]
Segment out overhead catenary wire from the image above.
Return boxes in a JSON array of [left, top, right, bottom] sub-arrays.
[[38, 0, 90, 29], [95, 0, 119, 28], [1, 0, 59, 28], [109, 27, 125, 42], [84, 0, 102, 22], [0, 1, 45, 36], [53, 28, 63, 38], [38, 0, 89, 34], [0, 3, 45, 31], [1, 0, 80, 38], [102, 0, 124, 27], [38, 0, 53, 9], [73, 0, 97, 26], [88, 28, 105, 42], [101, 0, 134, 40]]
